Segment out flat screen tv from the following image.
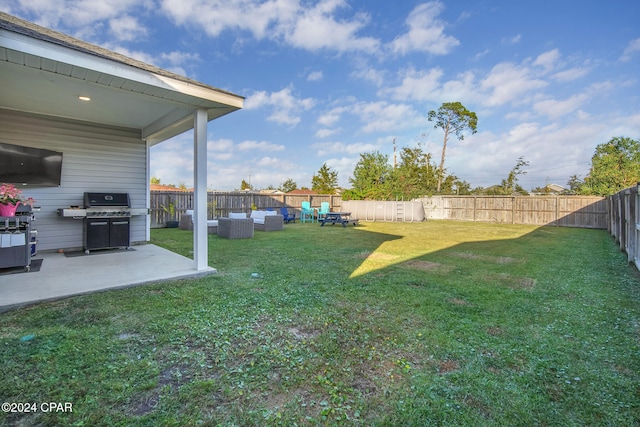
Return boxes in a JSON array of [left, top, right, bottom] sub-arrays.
[[0, 142, 63, 186]]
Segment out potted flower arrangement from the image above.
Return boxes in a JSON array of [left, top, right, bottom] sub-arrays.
[[0, 183, 35, 217]]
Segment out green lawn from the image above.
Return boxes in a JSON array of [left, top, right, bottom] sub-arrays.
[[1, 221, 639, 426]]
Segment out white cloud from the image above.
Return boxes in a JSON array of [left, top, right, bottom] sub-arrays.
[[244, 87, 316, 126], [318, 100, 423, 135], [620, 38, 640, 62], [481, 62, 548, 107], [382, 54, 563, 108], [325, 156, 359, 187], [474, 49, 490, 61], [502, 34, 521, 45], [108, 14, 147, 42], [160, 51, 200, 66], [7, 0, 153, 38], [150, 138, 193, 186], [533, 94, 589, 119], [256, 156, 283, 167], [439, 71, 480, 104], [551, 67, 589, 82], [236, 140, 286, 151], [160, 0, 278, 38], [533, 49, 561, 73], [160, 0, 379, 54], [506, 122, 542, 143], [351, 67, 386, 86], [317, 106, 348, 127], [216, 156, 304, 191], [207, 138, 235, 161], [208, 138, 235, 152], [312, 140, 379, 156], [381, 67, 480, 106], [352, 101, 422, 133], [100, 44, 197, 77], [315, 128, 340, 138], [380, 67, 444, 101], [307, 70, 324, 81], [282, 1, 379, 53], [388, 1, 459, 55]]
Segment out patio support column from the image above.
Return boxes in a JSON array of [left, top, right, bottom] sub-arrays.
[[193, 108, 208, 270]]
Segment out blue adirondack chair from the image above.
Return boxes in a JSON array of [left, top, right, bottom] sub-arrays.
[[317, 202, 330, 221], [300, 201, 315, 223], [280, 207, 296, 223]]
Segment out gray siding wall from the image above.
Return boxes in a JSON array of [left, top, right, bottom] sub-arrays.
[[0, 109, 148, 251]]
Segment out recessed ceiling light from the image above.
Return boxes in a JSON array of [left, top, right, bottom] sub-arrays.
[[78, 96, 91, 101]]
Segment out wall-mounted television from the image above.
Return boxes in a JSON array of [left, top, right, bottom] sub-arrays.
[[0, 142, 63, 186]]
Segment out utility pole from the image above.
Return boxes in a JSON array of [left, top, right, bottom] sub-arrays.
[[393, 138, 397, 168]]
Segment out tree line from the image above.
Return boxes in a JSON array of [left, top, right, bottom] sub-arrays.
[[158, 102, 640, 199], [302, 135, 639, 199], [304, 102, 638, 199]]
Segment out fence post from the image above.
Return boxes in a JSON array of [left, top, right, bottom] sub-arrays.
[[473, 196, 477, 222], [635, 184, 640, 270]]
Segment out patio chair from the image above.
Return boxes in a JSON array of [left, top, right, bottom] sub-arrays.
[[179, 210, 218, 234], [179, 209, 194, 230], [300, 201, 315, 223], [217, 213, 254, 239], [280, 207, 296, 223], [317, 202, 330, 221]]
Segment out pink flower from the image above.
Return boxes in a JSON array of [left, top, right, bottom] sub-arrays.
[[0, 183, 36, 206]]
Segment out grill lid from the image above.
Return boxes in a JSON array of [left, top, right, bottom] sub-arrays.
[[84, 192, 130, 208]]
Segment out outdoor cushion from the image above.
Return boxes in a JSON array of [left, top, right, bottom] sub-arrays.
[[229, 212, 247, 219], [250, 210, 277, 224]]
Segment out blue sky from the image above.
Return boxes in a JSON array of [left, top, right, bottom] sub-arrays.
[[2, 0, 639, 191]]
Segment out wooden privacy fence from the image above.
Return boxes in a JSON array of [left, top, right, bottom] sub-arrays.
[[608, 185, 639, 269], [152, 192, 608, 229], [419, 195, 608, 229], [150, 191, 342, 227]]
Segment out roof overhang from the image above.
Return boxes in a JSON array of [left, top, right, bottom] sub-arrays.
[[0, 13, 244, 145]]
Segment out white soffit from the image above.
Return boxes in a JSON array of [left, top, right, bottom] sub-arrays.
[[0, 23, 243, 143]]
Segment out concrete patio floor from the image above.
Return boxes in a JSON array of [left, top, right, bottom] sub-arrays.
[[0, 244, 216, 312]]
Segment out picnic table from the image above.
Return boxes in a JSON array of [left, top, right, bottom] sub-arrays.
[[319, 212, 359, 227]]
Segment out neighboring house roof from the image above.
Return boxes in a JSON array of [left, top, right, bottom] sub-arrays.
[[546, 184, 566, 193], [0, 12, 244, 144], [287, 189, 317, 195], [150, 184, 192, 192]]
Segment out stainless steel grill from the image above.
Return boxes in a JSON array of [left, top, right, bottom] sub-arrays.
[[83, 192, 131, 253]]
